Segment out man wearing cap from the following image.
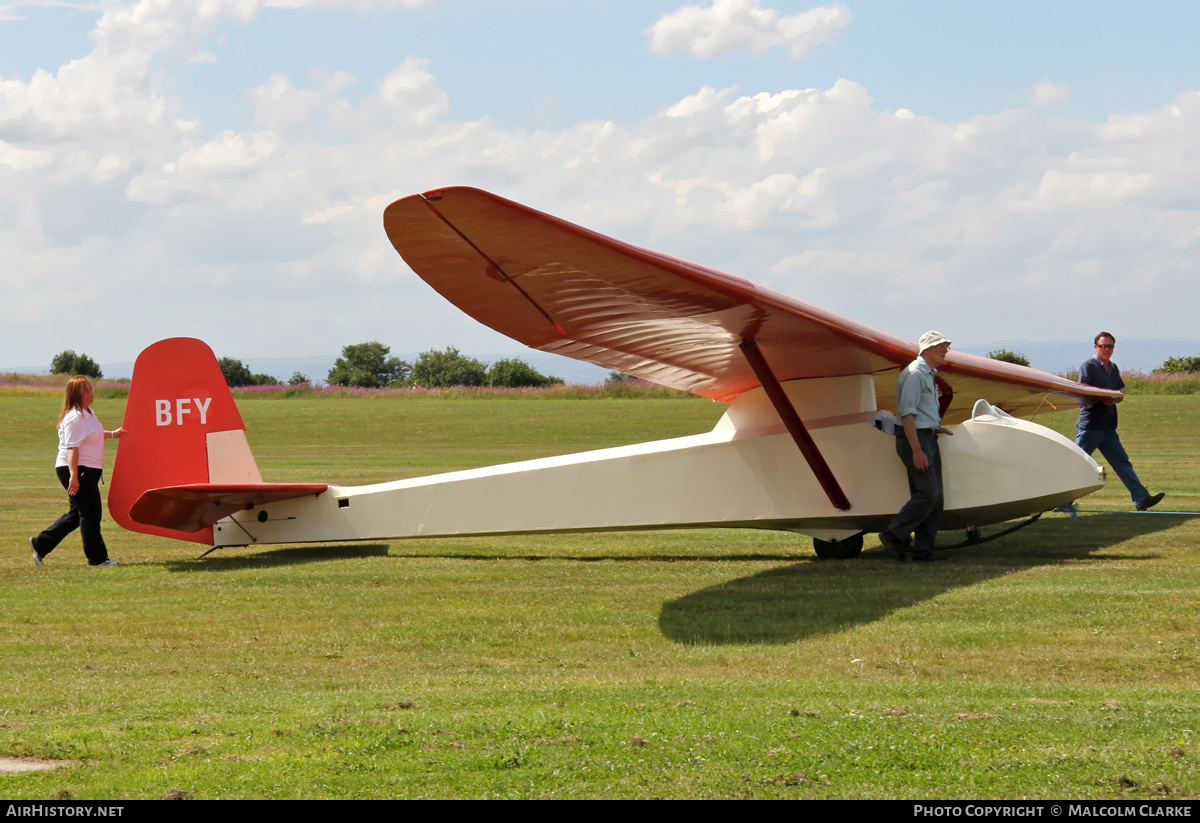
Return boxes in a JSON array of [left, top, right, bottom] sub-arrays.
[[879, 331, 954, 562], [1076, 332, 1164, 511]]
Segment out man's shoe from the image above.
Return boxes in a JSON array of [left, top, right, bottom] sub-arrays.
[[91, 559, 119, 567], [878, 531, 907, 561], [912, 551, 947, 562], [29, 538, 43, 567], [1136, 493, 1165, 511]]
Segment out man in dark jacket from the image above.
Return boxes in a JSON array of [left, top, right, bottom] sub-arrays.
[[1076, 332, 1164, 511]]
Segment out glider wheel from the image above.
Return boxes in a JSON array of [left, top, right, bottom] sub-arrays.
[[812, 533, 864, 560]]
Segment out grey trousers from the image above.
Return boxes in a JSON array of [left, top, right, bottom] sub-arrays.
[[886, 429, 943, 554]]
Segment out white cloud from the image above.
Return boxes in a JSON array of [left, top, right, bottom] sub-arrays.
[[0, 0, 265, 140], [91, 152, 128, 182], [303, 203, 357, 224], [647, 0, 851, 61], [1030, 78, 1069, 107], [664, 84, 733, 117], [180, 130, 276, 172], [0, 140, 53, 170], [376, 57, 449, 125]]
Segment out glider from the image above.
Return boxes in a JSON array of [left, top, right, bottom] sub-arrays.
[[109, 187, 1118, 558]]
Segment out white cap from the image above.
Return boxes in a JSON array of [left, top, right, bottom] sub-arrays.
[[918, 330, 952, 354]]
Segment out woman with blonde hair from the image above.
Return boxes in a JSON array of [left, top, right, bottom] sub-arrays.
[[30, 376, 125, 566]]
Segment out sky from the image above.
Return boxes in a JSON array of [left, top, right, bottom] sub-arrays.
[[3, 0, 1200, 371]]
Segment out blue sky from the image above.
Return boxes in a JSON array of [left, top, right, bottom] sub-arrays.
[[3, 0, 1199, 370]]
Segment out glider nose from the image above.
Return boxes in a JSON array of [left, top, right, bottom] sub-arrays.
[[941, 401, 1105, 526]]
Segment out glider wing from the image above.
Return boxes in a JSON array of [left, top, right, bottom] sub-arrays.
[[383, 186, 1118, 423]]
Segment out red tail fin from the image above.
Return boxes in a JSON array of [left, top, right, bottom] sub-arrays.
[[109, 338, 261, 545]]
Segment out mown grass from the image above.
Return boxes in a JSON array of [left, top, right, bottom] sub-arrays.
[[0, 394, 1196, 798]]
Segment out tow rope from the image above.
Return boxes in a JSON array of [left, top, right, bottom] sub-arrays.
[[1050, 503, 1200, 521]]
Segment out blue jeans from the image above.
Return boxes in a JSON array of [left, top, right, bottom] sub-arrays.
[[1075, 428, 1149, 506]]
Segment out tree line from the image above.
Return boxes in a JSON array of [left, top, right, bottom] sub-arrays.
[[46, 343, 563, 388], [323, 342, 564, 389], [224, 342, 565, 389], [46, 346, 1200, 386]]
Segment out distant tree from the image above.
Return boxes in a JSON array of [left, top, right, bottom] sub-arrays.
[[49, 350, 75, 374], [487, 358, 563, 388], [408, 347, 487, 387], [73, 354, 103, 378], [605, 371, 639, 384], [987, 349, 1031, 367], [217, 357, 275, 387], [288, 371, 311, 386], [327, 342, 410, 388], [1156, 355, 1200, 374], [50, 350, 103, 378]]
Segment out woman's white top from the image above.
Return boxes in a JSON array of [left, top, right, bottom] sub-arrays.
[[56, 408, 105, 470]]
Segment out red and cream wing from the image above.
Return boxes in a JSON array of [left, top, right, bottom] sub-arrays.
[[383, 187, 1117, 424]]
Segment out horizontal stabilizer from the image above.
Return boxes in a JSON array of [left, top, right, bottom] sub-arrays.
[[130, 483, 329, 533]]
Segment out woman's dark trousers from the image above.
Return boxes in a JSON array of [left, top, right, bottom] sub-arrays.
[[32, 466, 109, 565]]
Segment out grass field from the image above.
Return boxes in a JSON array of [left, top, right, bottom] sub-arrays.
[[1, 393, 1197, 799]]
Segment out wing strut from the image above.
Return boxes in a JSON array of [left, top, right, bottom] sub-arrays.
[[740, 339, 852, 511]]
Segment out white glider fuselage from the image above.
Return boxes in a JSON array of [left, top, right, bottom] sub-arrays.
[[212, 375, 1104, 548]]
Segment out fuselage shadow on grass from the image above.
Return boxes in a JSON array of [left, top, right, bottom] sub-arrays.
[[164, 542, 392, 571], [381, 551, 804, 563], [168, 539, 805, 570], [657, 513, 1190, 646]]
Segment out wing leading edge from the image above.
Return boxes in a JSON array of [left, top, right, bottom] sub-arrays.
[[383, 186, 1118, 424]]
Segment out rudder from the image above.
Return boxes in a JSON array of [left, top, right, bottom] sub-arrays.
[[109, 338, 262, 545]]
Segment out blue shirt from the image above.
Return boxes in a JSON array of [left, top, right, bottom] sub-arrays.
[[1077, 357, 1123, 431], [896, 356, 942, 430]]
